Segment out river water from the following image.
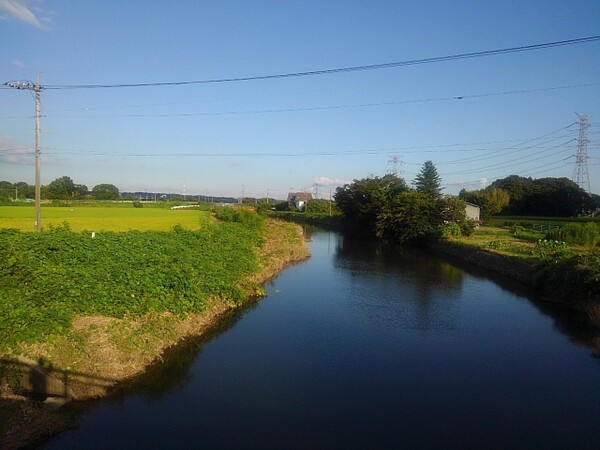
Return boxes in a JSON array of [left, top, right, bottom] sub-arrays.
[[43, 230, 600, 449]]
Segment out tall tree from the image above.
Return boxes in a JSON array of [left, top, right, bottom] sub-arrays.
[[413, 160, 443, 199], [46, 176, 88, 200]]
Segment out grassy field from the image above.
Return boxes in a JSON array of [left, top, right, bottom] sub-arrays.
[[0, 205, 207, 232]]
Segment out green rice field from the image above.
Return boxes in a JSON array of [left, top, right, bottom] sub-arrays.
[[0, 206, 208, 232]]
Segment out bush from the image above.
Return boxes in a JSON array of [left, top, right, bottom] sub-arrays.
[[460, 220, 476, 237], [510, 225, 525, 236], [440, 222, 462, 239], [132, 201, 143, 208], [546, 223, 600, 248], [542, 250, 600, 303]]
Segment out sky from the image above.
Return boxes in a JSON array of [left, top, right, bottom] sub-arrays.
[[1, 0, 599, 199]]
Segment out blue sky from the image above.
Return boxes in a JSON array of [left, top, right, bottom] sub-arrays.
[[1, 0, 599, 199]]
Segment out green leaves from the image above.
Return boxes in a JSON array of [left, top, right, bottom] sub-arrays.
[[0, 219, 264, 351]]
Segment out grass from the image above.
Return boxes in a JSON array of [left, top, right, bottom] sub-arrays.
[[0, 205, 207, 232], [445, 218, 600, 309], [488, 215, 600, 227]]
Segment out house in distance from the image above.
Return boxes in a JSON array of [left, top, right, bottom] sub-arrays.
[[287, 192, 313, 212]]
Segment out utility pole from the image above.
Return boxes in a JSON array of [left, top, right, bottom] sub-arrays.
[[4, 74, 42, 231], [572, 113, 591, 194]]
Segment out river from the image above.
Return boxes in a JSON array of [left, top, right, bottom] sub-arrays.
[[42, 229, 600, 449]]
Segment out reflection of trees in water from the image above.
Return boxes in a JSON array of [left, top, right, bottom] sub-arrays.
[[333, 235, 464, 331], [333, 232, 600, 358], [529, 299, 600, 360]]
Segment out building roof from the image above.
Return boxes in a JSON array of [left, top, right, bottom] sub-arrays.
[[287, 192, 313, 202]]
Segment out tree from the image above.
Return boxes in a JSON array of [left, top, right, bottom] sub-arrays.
[[376, 191, 440, 243], [492, 175, 594, 216], [413, 160, 443, 199], [91, 184, 120, 200], [14, 181, 35, 199], [334, 174, 409, 237], [46, 176, 88, 200], [487, 188, 510, 215]]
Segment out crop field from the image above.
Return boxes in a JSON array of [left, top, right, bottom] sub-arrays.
[[0, 206, 208, 232]]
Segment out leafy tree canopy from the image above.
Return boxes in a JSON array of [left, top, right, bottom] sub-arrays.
[[334, 174, 409, 237], [91, 183, 120, 200], [46, 176, 88, 200], [493, 175, 594, 216]]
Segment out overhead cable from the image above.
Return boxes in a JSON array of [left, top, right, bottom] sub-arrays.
[[41, 35, 600, 90]]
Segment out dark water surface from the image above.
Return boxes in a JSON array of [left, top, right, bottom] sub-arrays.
[[43, 230, 600, 449]]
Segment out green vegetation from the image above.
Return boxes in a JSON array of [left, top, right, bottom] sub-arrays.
[[0, 209, 265, 352], [447, 219, 600, 306], [0, 205, 205, 232], [460, 175, 597, 217], [546, 222, 600, 248], [334, 166, 471, 243]]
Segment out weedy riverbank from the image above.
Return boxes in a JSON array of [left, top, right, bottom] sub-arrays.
[[0, 213, 309, 449]]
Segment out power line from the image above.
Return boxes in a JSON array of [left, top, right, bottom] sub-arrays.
[[36, 35, 600, 90], [5, 82, 592, 120], [1, 124, 576, 159]]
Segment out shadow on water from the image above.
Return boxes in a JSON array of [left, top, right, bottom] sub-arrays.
[[71, 297, 263, 412], [0, 357, 117, 403]]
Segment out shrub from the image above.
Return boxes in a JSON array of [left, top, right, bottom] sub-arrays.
[[546, 223, 600, 248], [510, 225, 525, 236], [213, 206, 264, 229], [460, 220, 476, 237], [440, 222, 462, 239]]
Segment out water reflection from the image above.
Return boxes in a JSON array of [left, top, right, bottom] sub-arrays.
[[333, 235, 464, 332], [106, 299, 263, 404]]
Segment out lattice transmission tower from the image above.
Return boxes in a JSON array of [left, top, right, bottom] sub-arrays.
[[572, 113, 591, 194], [387, 155, 403, 176]]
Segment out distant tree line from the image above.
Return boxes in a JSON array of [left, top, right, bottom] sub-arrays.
[[0, 176, 120, 202], [460, 175, 598, 218]]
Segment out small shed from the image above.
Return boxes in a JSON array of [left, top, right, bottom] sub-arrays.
[[287, 192, 313, 212], [465, 202, 481, 222]]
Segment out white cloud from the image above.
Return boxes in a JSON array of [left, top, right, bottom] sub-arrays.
[[478, 177, 490, 188], [0, 0, 50, 29], [313, 176, 351, 187], [11, 58, 25, 68]]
